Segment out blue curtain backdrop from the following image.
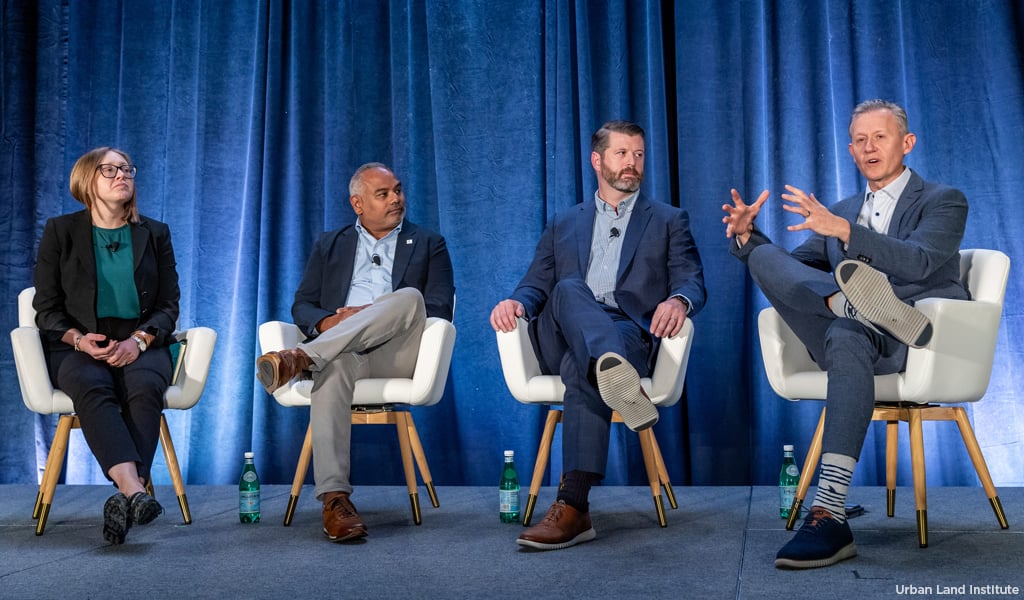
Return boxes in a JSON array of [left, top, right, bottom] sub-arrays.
[[2, 1, 1021, 491]]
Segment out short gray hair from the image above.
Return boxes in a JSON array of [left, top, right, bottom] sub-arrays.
[[850, 99, 909, 137], [349, 162, 392, 196]]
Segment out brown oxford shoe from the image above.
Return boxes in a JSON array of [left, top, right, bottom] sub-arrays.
[[322, 492, 368, 542], [256, 348, 312, 394], [516, 500, 596, 551]]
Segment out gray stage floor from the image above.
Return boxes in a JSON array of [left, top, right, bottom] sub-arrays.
[[0, 484, 1021, 599]]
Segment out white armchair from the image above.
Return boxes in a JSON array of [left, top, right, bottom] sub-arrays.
[[257, 317, 456, 526], [10, 287, 217, 535], [758, 249, 1011, 547], [496, 317, 695, 527]]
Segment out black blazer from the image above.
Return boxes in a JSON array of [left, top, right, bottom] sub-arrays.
[[33, 210, 180, 350], [291, 219, 455, 337]]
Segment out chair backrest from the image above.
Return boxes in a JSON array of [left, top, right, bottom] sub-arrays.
[[12, 287, 215, 413], [959, 249, 1010, 305]]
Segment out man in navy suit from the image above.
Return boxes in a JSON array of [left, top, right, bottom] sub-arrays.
[[725, 99, 968, 569], [257, 163, 454, 543], [491, 120, 706, 550]]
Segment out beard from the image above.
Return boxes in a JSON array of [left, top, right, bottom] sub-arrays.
[[602, 164, 642, 193]]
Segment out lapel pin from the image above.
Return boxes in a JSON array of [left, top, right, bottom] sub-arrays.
[[406, 239, 412, 244]]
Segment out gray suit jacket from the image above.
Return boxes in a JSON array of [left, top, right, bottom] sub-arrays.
[[734, 170, 969, 303]]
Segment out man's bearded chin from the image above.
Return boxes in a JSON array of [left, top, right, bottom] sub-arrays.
[[606, 168, 641, 193]]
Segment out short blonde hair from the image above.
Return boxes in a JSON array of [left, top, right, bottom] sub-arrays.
[[69, 147, 140, 224]]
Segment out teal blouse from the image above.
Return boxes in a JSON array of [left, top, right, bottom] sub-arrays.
[[92, 225, 139, 319]]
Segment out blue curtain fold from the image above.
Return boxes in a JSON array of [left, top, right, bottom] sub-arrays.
[[2, 0, 1022, 490]]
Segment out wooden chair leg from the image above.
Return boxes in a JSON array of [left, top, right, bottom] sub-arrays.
[[158, 414, 191, 524], [35, 415, 75, 535], [405, 413, 439, 508], [284, 424, 313, 526], [649, 431, 677, 510], [523, 409, 561, 526], [952, 407, 1009, 529], [392, 412, 422, 525], [788, 408, 825, 530], [885, 419, 899, 517], [907, 408, 928, 547], [637, 428, 667, 527]]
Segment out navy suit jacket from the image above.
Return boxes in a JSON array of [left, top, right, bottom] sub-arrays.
[[292, 219, 455, 337], [33, 210, 180, 350], [510, 194, 706, 348], [736, 170, 969, 303]]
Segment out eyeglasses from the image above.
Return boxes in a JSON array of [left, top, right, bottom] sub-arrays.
[[96, 164, 137, 179]]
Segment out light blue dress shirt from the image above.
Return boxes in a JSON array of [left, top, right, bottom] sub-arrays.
[[346, 220, 401, 306]]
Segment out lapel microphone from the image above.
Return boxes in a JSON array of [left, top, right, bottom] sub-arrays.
[[105, 242, 120, 252], [371, 253, 381, 266], [610, 227, 620, 239]]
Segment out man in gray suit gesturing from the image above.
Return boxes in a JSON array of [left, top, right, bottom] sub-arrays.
[[724, 99, 968, 569]]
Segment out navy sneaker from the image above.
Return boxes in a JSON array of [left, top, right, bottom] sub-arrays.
[[775, 507, 857, 569]]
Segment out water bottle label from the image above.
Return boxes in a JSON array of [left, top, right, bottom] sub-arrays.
[[780, 485, 796, 508], [499, 489, 520, 512], [242, 471, 258, 483], [240, 491, 260, 513], [785, 464, 799, 477]]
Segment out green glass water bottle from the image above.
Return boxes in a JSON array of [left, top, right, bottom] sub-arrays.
[[779, 444, 800, 518], [499, 450, 520, 523], [239, 451, 261, 524]]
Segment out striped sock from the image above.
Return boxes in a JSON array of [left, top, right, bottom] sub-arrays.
[[812, 452, 856, 523]]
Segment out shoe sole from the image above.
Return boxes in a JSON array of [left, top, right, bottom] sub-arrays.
[[103, 494, 130, 545], [595, 352, 658, 431], [323, 527, 368, 543], [835, 260, 933, 348], [774, 541, 858, 569], [516, 527, 596, 551], [256, 355, 283, 394]]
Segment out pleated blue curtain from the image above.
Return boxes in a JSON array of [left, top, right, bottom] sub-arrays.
[[2, 0, 1022, 489]]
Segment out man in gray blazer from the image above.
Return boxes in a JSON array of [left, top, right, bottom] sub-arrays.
[[257, 163, 454, 543], [724, 99, 968, 569]]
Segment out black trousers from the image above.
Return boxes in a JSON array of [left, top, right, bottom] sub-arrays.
[[47, 337, 171, 483]]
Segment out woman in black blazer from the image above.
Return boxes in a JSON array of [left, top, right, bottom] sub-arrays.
[[33, 147, 180, 545]]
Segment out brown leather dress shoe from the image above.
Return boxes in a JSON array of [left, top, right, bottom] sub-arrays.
[[322, 492, 368, 542], [516, 500, 596, 550], [256, 348, 312, 394]]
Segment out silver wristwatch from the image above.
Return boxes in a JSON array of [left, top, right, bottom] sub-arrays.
[[131, 334, 148, 352]]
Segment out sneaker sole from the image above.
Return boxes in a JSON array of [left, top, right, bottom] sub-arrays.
[[836, 260, 932, 348], [595, 352, 658, 431], [323, 527, 368, 543], [516, 527, 596, 550], [103, 495, 130, 545], [774, 541, 858, 569]]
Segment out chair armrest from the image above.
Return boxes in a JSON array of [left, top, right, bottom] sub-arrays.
[[495, 317, 542, 403], [258, 320, 305, 353], [164, 326, 217, 410], [350, 318, 457, 407], [648, 318, 694, 407], [406, 317, 457, 406], [10, 326, 60, 413], [757, 307, 827, 401], [900, 297, 1002, 402]]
